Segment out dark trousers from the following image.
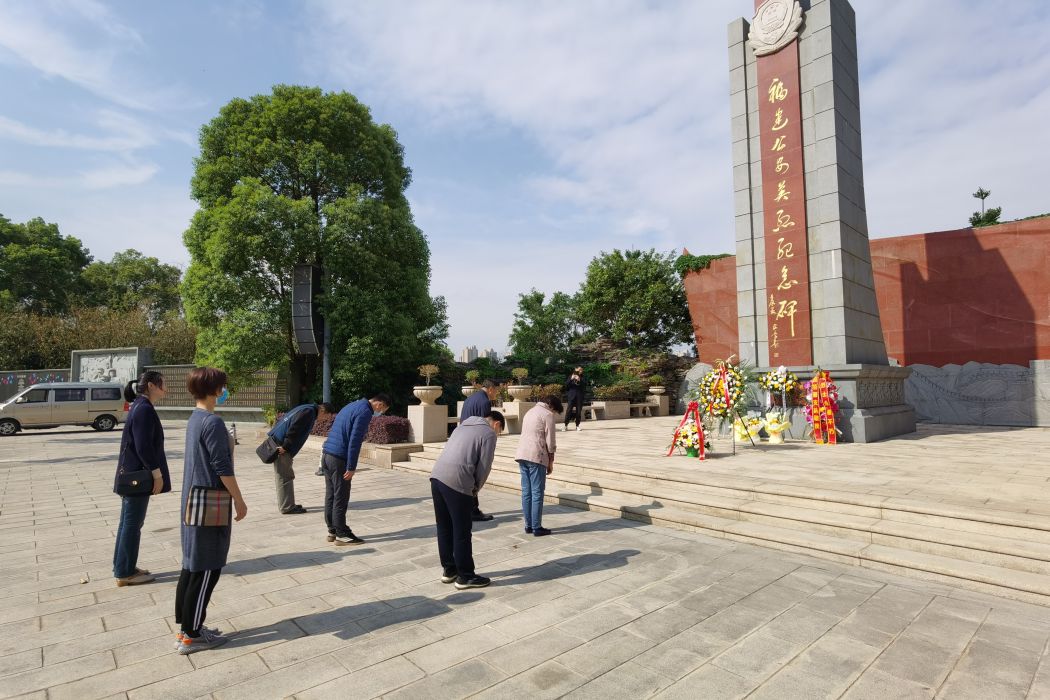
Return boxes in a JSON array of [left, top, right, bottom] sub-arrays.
[[430, 478, 475, 577], [112, 495, 150, 579], [565, 392, 584, 427], [175, 568, 221, 635], [274, 452, 295, 513], [472, 494, 483, 517], [322, 452, 353, 537]]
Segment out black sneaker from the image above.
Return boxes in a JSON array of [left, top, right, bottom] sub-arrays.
[[454, 575, 491, 590], [533, 527, 552, 537], [441, 569, 457, 584], [315, 468, 324, 476], [335, 533, 365, 545], [472, 512, 494, 522], [525, 527, 533, 534]]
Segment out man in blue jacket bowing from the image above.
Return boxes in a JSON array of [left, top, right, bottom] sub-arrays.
[[321, 393, 391, 545], [268, 402, 333, 514]]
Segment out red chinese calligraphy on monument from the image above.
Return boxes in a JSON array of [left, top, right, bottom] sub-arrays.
[[755, 13, 812, 366]]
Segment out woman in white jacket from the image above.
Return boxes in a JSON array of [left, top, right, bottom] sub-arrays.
[[514, 394, 563, 536]]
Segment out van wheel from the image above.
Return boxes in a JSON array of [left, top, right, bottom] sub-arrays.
[[0, 419, 19, 436], [93, 415, 117, 432]]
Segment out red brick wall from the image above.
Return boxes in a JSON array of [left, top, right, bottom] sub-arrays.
[[684, 256, 738, 363], [685, 216, 1050, 366]]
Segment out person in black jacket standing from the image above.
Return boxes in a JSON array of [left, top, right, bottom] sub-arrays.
[[112, 370, 170, 587], [270, 402, 332, 514], [564, 367, 586, 432]]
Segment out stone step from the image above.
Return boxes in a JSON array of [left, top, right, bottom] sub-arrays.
[[398, 452, 1050, 582], [416, 445, 1050, 545], [391, 457, 1050, 605]]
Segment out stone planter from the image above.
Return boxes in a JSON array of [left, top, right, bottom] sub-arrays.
[[649, 385, 666, 395], [508, 385, 532, 402], [461, 385, 477, 398], [412, 385, 442, 405]]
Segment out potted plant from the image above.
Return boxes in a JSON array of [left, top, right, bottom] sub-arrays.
[[462, 369, 480, 397], [414, 364, 442, 405], [508, 368, 531, 401], [648, 374, 666, 395]]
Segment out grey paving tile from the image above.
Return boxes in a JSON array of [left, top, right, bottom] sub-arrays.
[[295, 655, 422, 699], [653, 664, 755, 699], [471, 660, 588, 700]]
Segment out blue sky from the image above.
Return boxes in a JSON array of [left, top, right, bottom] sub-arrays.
[[1, 1, 1048, 355]]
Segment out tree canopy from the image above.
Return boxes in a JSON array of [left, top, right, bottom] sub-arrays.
[[182, 85, 446, 404], [507, 290, 579, 378], [0, 215, 91, 313], [575, 249, 692, 352], [81, 249, 182, 320]]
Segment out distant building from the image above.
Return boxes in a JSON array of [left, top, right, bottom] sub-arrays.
[[483, 348, 499, 361], [459, 345, 479, 363]]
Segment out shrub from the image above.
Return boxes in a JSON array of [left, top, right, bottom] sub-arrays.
[[464, 369, 480, 385], [530, 383, 564, 401], [648, 374, 665, 386], [511, 367, 529, 384], [365, 415, 411, 444], [262, 405, 278, 427], [310, 412, 336, 437], [417, 364, 439, 385]]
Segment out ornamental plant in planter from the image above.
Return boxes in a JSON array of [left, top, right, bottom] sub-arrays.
[[463, 369, 481, 397], [648, 374, 666, 395], [414, 364, 442, 405], [508, 368, 531, 401]]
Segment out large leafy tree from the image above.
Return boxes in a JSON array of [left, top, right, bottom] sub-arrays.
[[182, 85, 446, 403], [0, 214, 91, 313], [576, 249, 692, 352], [507, 289, 579, 377], [81, 249, 182, 320]]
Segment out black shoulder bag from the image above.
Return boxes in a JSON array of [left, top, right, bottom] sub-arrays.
[[115, 403, 154, 496]]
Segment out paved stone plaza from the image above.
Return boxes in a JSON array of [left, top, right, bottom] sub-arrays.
[[2, 424, 1050, 699]]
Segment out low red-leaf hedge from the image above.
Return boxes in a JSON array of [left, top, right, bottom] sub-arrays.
[[275, 412, 410, 444]]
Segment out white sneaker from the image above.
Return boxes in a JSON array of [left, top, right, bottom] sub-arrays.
[[576, 426, 582, 432]]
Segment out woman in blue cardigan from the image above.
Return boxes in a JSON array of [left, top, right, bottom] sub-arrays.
[[112, 370, 170, 587]]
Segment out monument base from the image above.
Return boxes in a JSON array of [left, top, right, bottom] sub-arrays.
[[759, 364, 916, 443]]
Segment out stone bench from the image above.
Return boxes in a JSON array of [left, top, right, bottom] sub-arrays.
[[629, 403, 652, 417], [582, 405, 604, 421]]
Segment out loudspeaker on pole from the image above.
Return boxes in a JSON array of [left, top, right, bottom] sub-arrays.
[[291, 264, 323, 355]]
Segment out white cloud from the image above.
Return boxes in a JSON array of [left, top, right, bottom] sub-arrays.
[[307, 0, 731, 245], [0, 0, 192, 111]]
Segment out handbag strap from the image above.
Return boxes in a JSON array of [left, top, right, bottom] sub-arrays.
[[117, 400, 139, 475]]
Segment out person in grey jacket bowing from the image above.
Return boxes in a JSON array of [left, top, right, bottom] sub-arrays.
[[430, 410, 505, 589]]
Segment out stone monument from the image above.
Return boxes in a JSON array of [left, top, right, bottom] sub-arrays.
[[730, 0, 915, 441]]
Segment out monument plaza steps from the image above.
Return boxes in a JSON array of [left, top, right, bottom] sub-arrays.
[[386, 417, 1050, 605]]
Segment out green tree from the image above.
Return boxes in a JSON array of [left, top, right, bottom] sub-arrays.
[[576, 249, 692, 352], [969, 187, 1002, 227], [182, 85, 446, 403], [0, 214, 91, 313], [81, 249, 182, 321], [507, 289, 579, 377]]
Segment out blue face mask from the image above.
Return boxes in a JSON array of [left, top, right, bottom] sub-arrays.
[[373, 411, 384, 417], [217, 387, 229, 405]]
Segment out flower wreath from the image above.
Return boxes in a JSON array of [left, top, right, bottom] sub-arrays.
[[758, 367, 799, 394], [697, 362, 745, 419]]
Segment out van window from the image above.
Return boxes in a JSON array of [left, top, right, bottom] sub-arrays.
[[54, 388, 87, 402], [91, 387, 122, 401], [21, 388, 49, 403]]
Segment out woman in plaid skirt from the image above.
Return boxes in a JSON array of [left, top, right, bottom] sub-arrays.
[[174, 367, 248, 655]]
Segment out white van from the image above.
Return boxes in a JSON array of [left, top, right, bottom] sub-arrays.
[[0, 382, 129, 436]]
